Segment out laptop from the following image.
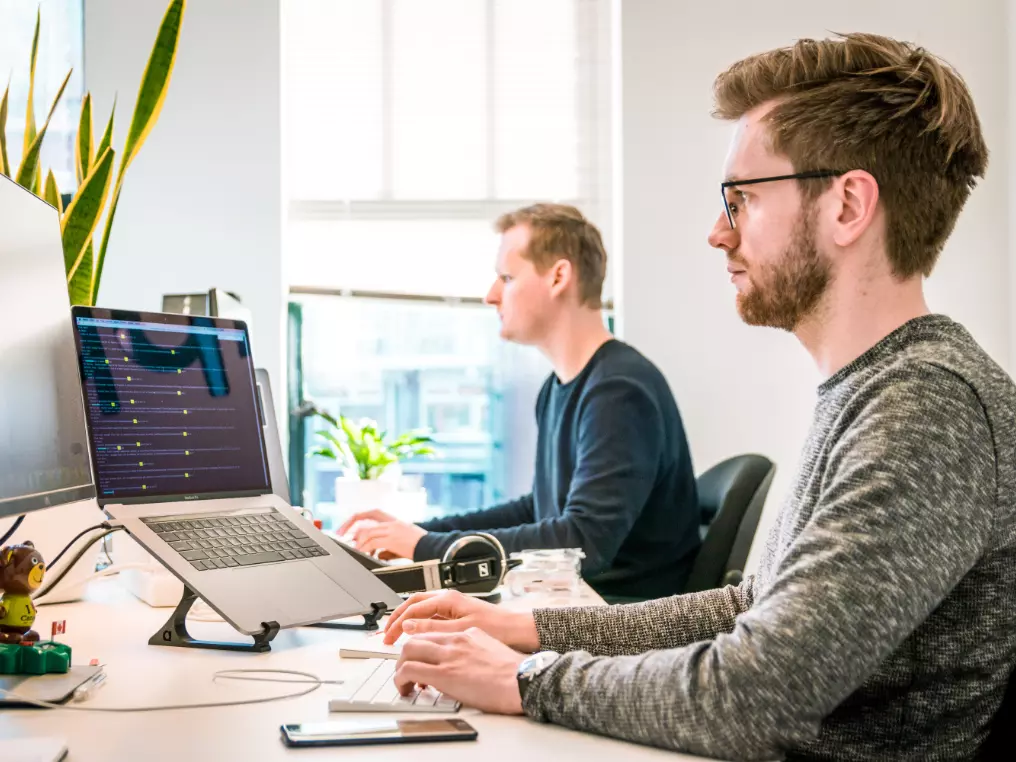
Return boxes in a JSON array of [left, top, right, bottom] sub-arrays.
[[69, 307, 402, 636]]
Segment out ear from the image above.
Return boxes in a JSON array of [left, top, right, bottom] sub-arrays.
[[831, 169, 880, 248], [548, 259, 573, 300]]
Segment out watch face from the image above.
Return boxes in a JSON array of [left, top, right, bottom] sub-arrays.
[[521, 651, 559, 679]]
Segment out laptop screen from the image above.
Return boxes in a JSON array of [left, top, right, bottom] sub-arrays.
[[71, 308, 271, 503]]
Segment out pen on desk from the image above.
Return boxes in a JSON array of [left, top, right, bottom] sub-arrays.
[[72, 670, 107, 702]]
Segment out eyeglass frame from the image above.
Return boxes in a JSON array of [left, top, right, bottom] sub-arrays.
[[720, 170, 847, 229]]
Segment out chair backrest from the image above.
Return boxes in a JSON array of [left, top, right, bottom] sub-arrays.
[[981, 667, 1016, 758], [683, 454, 775, 593]]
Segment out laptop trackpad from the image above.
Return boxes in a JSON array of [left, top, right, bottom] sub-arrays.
[[240, 563, 361, 623]]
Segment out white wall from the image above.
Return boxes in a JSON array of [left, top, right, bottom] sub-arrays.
[[617, 0, 1011, 570], [83, 0, 285, 409]]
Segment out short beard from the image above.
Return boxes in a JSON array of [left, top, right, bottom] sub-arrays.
[[736, 207, 830, 332]]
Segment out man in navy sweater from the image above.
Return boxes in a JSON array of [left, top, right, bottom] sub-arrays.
[[338, 204, 700, 600]]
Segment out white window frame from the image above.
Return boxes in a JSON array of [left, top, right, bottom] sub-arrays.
[[285, 0, 614, 270]]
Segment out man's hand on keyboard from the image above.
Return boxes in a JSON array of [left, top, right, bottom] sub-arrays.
[[344, 516, 426, 559], [337, 509, 398, 536], [394, 628, 526, 715], [383, 589, 539, 652]]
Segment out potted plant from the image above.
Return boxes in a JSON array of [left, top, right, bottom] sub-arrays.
[[0, 0, 185, 306], [310, 407, 435, 518]]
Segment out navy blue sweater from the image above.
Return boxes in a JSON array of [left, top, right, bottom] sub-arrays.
[[414, 340, 700, 599]]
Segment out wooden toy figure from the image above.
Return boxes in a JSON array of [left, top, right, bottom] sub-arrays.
[[0, 541, 45, 644]]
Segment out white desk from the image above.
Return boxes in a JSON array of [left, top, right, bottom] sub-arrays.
[[1, 579, 713, 761]]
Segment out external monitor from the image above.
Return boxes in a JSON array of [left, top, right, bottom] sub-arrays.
[[0, 175, 94, 518]]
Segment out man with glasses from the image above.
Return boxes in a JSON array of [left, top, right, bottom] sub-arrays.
[[372, 33, 1016, 760]]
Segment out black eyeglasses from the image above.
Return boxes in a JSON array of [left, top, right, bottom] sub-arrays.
[[720, 170, 846, 229]]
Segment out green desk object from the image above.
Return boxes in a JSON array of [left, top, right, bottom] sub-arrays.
[[0, 641, 72, 675]]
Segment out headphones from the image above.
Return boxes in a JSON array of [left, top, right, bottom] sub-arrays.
[[360, 533, 516, 596]]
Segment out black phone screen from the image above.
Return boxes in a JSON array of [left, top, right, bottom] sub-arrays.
[[281, 718, 478, 747]]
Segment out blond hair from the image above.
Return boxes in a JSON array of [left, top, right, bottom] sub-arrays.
[[495, 203, 607, 308]]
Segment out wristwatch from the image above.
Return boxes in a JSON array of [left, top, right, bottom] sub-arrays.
[[516, 651, 561, 702]]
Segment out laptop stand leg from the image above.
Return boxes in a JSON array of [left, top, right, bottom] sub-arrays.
[[148, 584, 280, 652], [308, 601, 388, 631]]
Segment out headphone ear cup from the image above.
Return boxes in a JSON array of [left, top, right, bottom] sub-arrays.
[[440, 533, 507, 593]]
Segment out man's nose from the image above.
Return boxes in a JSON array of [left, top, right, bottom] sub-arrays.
[[708, 212, 738, 252]]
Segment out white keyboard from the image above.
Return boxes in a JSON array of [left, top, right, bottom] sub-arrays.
[[329, 659, 461, 714]]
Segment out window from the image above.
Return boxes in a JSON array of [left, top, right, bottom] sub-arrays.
[[283, 0, 613, 515], [0, 0, 85, 193]]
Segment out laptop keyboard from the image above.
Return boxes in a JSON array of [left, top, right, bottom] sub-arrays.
[[142, 509, 328, 571]]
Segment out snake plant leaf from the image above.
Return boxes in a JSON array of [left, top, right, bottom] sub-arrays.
[[23, 8, 40, 165], [43, 169, 62, 213], [95, 96, 116, 160], [68, 241, 94, 307], [15, 68, 72, 190], [94, 0, 185, 303], [63, 146, 115, 294], [75, 93, 93, 185], [0, 79, 10, 177]]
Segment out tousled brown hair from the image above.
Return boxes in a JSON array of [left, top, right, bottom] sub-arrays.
[[495, 203, 606, 308], [713, 33, 988, 277]]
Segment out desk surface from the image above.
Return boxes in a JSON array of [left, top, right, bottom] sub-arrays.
[[1, 579, 712, 762]]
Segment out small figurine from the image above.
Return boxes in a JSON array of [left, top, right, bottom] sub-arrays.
[[0, 541, 46, 644]]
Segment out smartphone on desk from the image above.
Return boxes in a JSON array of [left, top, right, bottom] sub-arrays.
[[280, 718, 478, 748]]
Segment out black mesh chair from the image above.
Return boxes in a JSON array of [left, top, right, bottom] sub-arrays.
[[682, 454, 775, 593], [981, 669, 1016, 758]]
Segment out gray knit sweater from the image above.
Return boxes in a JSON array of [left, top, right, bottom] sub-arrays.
[[522, 315, 1016, 761]]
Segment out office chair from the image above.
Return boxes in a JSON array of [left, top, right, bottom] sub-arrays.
[[981, 667, 1016, 758], [682, 453, 775, 594]]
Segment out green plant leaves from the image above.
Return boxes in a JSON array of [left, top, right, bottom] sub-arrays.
[[75, 92, 93, 185], [63, 147, 115, 302], [312, 410, 436, 480], [15, 68, 72, 190], [23, 8, 40, 169], [0, 79, 10, 177], [43, 169, 62, 213]]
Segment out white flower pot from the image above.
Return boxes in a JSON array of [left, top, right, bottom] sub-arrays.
[[333, 476, 398, 519]]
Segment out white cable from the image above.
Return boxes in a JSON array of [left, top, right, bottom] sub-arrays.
[[0, 669, 340, 712]]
